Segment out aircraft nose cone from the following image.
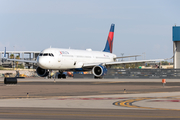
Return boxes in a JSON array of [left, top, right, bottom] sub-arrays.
[[37, 57, 47, 69]]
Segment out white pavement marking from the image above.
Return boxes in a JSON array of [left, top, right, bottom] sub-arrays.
[[134, 98, 180, 110]]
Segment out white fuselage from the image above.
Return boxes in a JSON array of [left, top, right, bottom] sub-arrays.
[[37, 48, 116, 70]]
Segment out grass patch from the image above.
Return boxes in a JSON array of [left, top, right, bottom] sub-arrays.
[[0, 66, 4, 70]]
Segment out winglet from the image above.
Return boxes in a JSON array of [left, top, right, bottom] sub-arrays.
[[103, 24, 115, 53]]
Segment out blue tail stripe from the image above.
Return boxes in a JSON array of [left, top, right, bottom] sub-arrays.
[[110, 24, 115, 32]]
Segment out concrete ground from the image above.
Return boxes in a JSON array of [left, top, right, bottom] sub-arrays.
[[0, 77, 180, 120]]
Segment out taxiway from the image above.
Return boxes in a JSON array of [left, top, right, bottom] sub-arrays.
[[0, 77, 180, 120]]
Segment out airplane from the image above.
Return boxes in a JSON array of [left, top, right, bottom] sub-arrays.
[[2, 24, 164, 79]]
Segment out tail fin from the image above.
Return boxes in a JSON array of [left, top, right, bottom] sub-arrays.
[[103, 24, 115, 53]]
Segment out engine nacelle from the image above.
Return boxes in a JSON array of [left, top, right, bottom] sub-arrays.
[[92, 65, 107, 77], [36, 67, 49, 77]]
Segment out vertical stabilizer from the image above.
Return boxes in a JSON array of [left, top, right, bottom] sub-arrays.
[[103, 24, 115, 53]]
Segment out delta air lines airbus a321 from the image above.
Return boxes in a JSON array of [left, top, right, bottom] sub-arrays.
[[3, 24, 164, 79]]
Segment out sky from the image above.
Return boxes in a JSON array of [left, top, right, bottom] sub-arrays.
[[0, 0, 180, 60]]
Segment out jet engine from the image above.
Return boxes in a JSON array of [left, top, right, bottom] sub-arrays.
[[92, 65, 107, 78], [36, 67, 49, 77]]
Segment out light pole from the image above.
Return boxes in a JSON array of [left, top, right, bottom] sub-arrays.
[[13, 46, 15, 59], [13, 46, 15, 69]]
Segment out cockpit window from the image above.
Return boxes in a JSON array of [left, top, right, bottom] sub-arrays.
[[39, 53, 54, 57], [43, 53, 48, 56]]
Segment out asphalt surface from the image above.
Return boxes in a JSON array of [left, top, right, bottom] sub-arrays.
[[0, 77, 180, 120], [1, 108, 180, 120]]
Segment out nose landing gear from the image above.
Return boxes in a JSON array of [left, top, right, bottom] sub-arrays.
[[58, 71, 66, 79]]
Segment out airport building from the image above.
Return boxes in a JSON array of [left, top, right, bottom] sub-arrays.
[[0, 51, 40, 68]]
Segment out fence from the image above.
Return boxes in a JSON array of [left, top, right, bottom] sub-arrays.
[[104, 69, 180, 79]]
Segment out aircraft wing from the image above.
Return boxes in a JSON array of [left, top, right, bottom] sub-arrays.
[[3, 58, 37, 63], [83, 59, 164, 67]]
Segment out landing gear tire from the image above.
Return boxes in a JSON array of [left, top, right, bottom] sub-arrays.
[[58, 71, 66, 79], [62, 74, 66, 79], [58, 74, 62, 79]]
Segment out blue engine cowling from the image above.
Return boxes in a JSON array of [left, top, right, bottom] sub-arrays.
[[36, 67, 49, 77], [92, 65, 107, 77]]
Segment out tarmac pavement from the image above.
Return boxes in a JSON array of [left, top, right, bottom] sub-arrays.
[[0, 77, 180, 119], [0, 92, 180, 110]]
